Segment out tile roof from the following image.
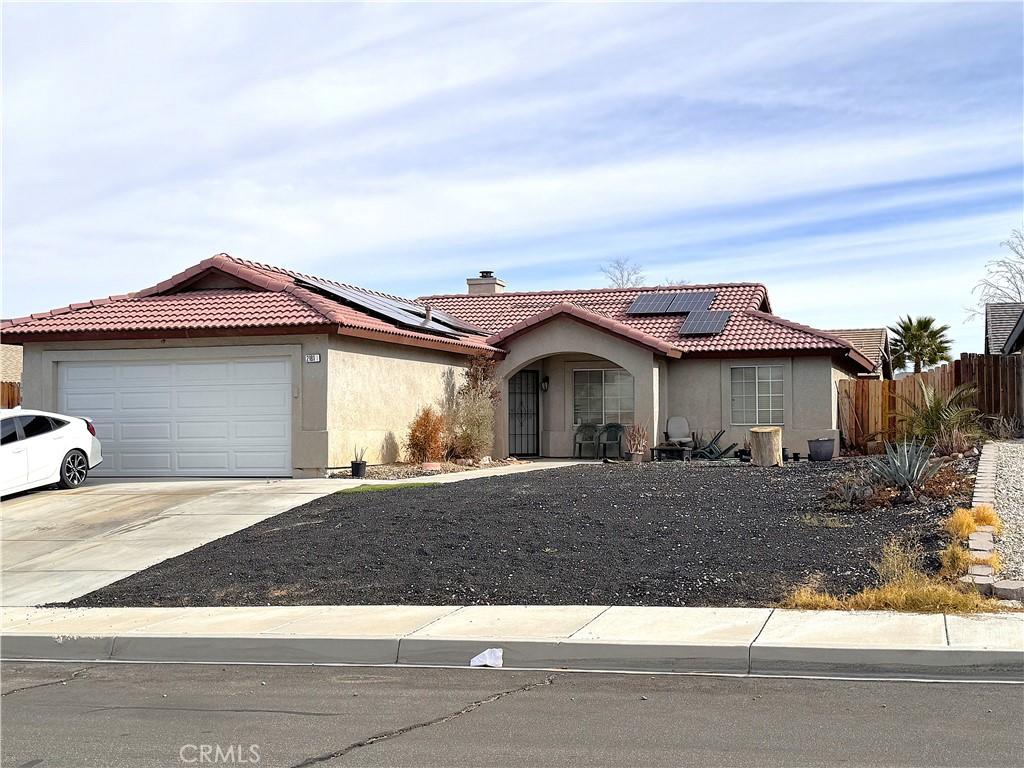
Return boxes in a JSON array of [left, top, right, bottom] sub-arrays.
[[0, 254, 496, 354], [823, 328, 889, 370], [420, 284, 873, 370], [985, 303, 1024, 354]]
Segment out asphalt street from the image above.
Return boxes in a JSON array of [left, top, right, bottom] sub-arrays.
[[1, 662, 1022, 768]]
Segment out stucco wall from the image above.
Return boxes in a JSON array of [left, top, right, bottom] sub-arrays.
[[327, 335, 469, 466], [18, 335, 331, 477], [494, 317, 660, 458], [666, 355, 843, 457]]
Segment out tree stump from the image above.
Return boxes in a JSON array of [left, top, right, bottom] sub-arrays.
[[750, 427, 783, 467]]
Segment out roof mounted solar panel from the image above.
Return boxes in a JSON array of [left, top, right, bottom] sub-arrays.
[[298, 278, 471, 338], [679, 310, 731, 336], [668, 291, 717, 313], [626, 293, 676, 315]]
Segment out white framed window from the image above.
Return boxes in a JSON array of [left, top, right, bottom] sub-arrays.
[[731, 365, 783, 425], [573, 368, 634, 425]]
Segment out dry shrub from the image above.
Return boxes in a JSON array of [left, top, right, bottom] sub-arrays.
[[971, 551, 1002, 571], [405, 406, 446, 463], [938, 542, 972, 577], [933, 425, 974, 456], [800, 513, 852, 529], [783, 587, 843, 610], [783, 536, 1002, 614], [842, 577, 995, 613], [942, 508, 977, 540], [872, 537, 923, 583], [972, 504, 1003, 534], [451, 386, 494, 460]]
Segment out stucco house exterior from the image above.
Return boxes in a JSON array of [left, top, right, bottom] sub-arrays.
[[1, 254, 872, 477]]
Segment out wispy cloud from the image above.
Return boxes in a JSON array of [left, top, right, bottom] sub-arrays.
[[3, 2, 1021, 351]]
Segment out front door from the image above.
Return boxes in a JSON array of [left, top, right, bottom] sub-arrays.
[[508, 370, 539, 456]]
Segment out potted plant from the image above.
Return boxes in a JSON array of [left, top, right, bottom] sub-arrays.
[[625, 424, 649, 463], [351, 447, 367, 478]]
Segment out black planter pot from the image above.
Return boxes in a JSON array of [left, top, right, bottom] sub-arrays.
[[807, 438, 835, 462], [736, 448, 751, 460], [351, 460, 367, 478]]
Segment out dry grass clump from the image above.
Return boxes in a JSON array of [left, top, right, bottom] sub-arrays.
[[938, 542, 973, 577], [942, 508, 978, 540], [971, 551, 1002, 571], [971, 504, 1003, 534], [783, 536, 1003, 614]]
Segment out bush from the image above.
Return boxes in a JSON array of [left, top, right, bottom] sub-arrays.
[[938, 542, 972, 577], [784, 536, 1000, 613], [405, 406, 446, 463], [451, 386, 494, 460], [942, 508, 977, 540], [901, 382, 980, 443], [972, 504, 1003, 534]]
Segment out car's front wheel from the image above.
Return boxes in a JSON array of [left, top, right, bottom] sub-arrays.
[[58, 449, 89, 489]]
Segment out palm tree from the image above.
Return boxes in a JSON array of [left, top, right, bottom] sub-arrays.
[[888, 316, 953, 373]]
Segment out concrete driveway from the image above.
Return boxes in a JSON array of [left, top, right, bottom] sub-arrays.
[[1, 478, 340, 606]]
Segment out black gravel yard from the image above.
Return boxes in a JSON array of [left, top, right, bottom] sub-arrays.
[[67, 462, 949, 608]]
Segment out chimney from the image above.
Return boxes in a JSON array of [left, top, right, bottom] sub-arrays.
[[466, 270, 506, 295]]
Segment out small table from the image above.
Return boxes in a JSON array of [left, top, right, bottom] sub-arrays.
[[651, 445, 692, 462]]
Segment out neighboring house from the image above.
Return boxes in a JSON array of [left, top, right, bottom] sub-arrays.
[[822, 328, 892, 379], [985, 302, 1024, 355], [1, 344, 22, 382], [422, 273, 872, 460], [1001, 308, 1024, 355], [1, 255, 872, 477]]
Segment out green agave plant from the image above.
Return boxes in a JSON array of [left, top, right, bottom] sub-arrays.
[[866, 439, 941, 500]]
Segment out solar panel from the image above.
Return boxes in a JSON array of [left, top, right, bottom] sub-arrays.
[[667, 291, 717, 313], [298, 278, 474, 338], [626, 293, 677, 315], [679, 310, 731, 336], [628, 290, 717, 315]]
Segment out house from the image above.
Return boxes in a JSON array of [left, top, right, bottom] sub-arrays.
[[422, 274, 872, 461], [821, 328, 892, 379], [985, 302, 1024, 355], [1, 255, 873, 477]]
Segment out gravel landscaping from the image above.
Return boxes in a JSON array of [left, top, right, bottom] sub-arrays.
[[995, 440, 1024, 580], [67, 460, 969, 609]]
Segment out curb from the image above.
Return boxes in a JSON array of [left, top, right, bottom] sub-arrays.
[[4, 632, 1021, 682]]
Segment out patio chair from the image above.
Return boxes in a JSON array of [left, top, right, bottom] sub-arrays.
[[691, 430, 738, 460], [573, 423, 600, 458], [661, 416, 694, 447], [599, 423, 625, 458]]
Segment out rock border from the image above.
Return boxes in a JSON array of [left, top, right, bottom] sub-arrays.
[[960, 441, 1024, 601]]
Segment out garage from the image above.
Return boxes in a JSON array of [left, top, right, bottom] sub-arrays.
[[57, 356, 292, 476]]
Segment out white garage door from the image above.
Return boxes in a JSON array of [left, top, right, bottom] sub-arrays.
[[58, 356, 292, 476]]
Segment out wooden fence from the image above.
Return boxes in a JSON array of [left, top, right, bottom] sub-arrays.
[[837, 353, 1022, 449], [1, 381, 21, 408]]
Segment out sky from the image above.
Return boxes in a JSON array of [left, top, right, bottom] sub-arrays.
[[3, 2, 1022, 353]]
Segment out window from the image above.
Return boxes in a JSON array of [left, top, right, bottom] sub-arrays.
[[0, 418, 18, 446], [18, 415, 54, 439], [573, 369, 634, 425], [731, 365, 783, 425]]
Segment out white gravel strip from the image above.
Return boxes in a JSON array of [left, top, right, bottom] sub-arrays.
[[994, 440, 1024, 580]]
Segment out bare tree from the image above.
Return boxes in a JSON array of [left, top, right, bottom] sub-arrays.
[[970, 229, 1024, 317], [600, 257, 645, 288]]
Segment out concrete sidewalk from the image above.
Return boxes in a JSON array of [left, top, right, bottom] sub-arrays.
[[3, 605, 1021, 681]]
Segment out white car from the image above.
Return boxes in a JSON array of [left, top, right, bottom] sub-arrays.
[[1, 408, 103, 496]]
